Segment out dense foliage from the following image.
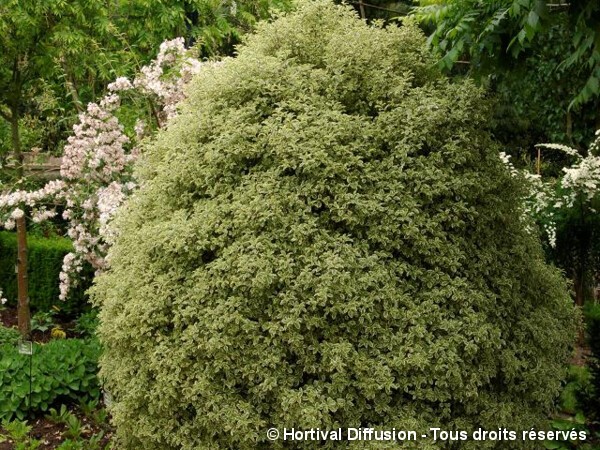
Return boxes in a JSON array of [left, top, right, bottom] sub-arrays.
[[0, 37, 211, 309], [0, 338, 101, 421], [0, 0, 118, 173], [0, 231, 91, 312], [0, 325, 20, 346], [498, 133, 600, 304], [414, 1, 600, 307], [414, 1, 600, 149], [92, 2, 578, 449], [585, 304, 600, 421], [414, 0, 600, 109]]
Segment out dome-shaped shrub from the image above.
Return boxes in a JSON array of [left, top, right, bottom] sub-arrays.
[[93, 2, 577, 449]]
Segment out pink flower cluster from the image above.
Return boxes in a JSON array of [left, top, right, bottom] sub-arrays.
[[0, 180, 66, 210], [133, 37, 203, 125], [61, 95, 131, 182]]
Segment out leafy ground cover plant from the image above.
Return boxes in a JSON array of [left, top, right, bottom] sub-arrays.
[[0, 324, 20, 346], [30, 311, 56, 334], [0, 339, 100, 421], [72, 310, 99, 338], [1, 402, 112, 450], [542, 364, 600, 449], [92, 1, 578, 449], [0, 419, 41, 450]]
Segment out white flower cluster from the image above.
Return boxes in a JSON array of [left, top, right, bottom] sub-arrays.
[[32, 208, 58, 223], [502, 132, 600, 249], [562, 154, 600, 201], [0, 180, 66, 228], [535, 139, 600, 204], [498, 152, 557, 245], [535, 142, 580, 158], [499, 152, 518, 176], [134, 119, 147, 141], [0, 38, 209, 301], [96, 181, 132, 245], [59, 252, 82, 301]]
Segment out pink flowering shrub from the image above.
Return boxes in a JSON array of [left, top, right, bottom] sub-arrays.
[[0, 38, 210, 301]]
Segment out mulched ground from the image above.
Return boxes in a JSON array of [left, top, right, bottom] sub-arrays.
[[1, 306, 80, 342], [0, 306, 18, 329], [0, 408, 113, 449]]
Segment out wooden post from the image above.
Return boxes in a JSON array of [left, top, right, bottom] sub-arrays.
[[358, 0, 366, 19], [16, 215, 30, 338], [537, 147, 541, 176]]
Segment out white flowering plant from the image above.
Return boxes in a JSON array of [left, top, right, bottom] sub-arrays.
[[0, 38, 214, 301], [500, 131, 600, 304], [500, 132, 600, 250]]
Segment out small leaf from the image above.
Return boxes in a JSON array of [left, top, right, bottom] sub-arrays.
[[526, 10, 539, 29]]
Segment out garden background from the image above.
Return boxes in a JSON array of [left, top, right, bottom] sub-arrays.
[[1, 0, 600, 448]]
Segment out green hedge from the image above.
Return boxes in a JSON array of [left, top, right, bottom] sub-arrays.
[[0, 231, 91, 314]]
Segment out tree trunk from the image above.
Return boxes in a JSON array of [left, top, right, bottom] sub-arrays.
[[10, 104, 23, 178], [16, 215, 30, 339], [574, 270, 585, 307], [10, 59, 23, 178]]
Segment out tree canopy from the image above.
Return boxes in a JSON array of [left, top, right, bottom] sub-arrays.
[[0, 0, 290, 176], [415, 0, 600, 146]]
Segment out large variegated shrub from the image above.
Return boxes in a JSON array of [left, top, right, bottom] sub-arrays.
[[92, 2, 577, 449]]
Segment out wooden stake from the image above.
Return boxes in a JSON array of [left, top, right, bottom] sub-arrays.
[[16, 215, 30, 338], [358, 0, 366, 19], [537, 147, 541, 175]]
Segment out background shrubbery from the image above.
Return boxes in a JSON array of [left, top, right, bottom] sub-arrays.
[[0, 232, 92, 314], [585, 304, 600, 420], [93, 2, 577, 449]]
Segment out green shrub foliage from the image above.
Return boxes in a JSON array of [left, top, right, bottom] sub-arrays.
[[584, 304, 600, 419], [0, 325, 20, 346], [0, 338, 101, 421], [93, 2, 578, 448], [0, 232, 91, 313]]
